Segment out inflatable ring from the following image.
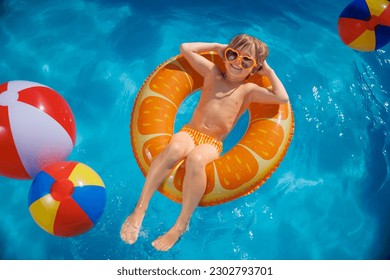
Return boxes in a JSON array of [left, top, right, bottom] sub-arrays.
[[130, 52, 294, 206]]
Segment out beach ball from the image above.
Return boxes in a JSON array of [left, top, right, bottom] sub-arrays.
[[0, 80, 76, 179], [338, 0, 390, 51], [28, 161, 106, 237]]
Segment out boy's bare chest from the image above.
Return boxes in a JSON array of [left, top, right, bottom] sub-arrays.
[[202, 79, 246, 109]]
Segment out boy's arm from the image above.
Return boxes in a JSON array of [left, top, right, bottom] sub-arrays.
[[180, 42, 227, 77], [250, 61, 289, 104]]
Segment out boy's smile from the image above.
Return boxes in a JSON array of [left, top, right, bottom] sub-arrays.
[[225, 58, 253, 82], [224, 45, 257, 81], [230, 63, 243, 71]]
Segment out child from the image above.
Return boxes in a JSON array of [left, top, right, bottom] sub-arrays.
[[121, 34, 289, 251]]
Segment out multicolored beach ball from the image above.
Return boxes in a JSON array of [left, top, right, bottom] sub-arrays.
[[28, 161, 106, 237], [338, 0, 390, 51], [0, 80, 76, 179]]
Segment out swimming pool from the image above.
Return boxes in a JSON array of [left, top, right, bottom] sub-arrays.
[[0, 0, 389, 260]]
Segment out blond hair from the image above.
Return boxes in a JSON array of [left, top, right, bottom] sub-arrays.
[[228, 34, 269, 71]]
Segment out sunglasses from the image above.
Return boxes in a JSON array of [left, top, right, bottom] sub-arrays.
[[224, 47, 257, 70]]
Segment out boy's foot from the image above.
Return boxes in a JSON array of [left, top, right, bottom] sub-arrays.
[[152, 223, 187, 251], [120, 210, 145, 245]]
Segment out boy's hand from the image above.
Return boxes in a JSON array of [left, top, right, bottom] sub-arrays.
[[257, 60, 273, 76]]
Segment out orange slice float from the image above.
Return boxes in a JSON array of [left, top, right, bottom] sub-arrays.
[[130, 52, 294, 206]]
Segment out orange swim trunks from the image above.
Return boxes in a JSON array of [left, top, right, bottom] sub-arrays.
[[180, 124, 223, 155]]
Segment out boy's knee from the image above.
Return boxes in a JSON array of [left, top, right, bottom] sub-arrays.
[[163, 142, 187, 167], [185, 152, 205, 171], [166, 142, 186, 157]]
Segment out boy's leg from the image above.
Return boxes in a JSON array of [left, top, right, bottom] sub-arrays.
[[152, 144, 219, 251], [121, 132, 195, 244]]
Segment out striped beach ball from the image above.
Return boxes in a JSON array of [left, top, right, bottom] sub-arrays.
[[28, 161, 106, 237], [338, 0, 390, 51], [0, 80, 76, 179]]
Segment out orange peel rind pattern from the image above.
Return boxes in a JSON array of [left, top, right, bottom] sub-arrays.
[[130, 52, 294, 206]]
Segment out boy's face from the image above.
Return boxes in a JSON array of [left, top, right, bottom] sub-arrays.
[[224, 44, 258, 80]]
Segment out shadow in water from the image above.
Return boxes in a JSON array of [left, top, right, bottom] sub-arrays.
[[0, 0, 6, 17]]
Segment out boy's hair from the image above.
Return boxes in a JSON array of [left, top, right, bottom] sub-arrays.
[[228, 34, 269, 71]]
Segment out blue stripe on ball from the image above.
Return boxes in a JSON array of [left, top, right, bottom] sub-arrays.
[[28, 171, 55, 206]]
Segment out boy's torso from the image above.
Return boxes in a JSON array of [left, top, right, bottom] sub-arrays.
[[189, 72, 252, 141]]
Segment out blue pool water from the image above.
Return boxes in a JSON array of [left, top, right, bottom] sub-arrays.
[[1, 0, 390, 260]]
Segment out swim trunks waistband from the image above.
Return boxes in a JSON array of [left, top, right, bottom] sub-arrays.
[[180, 124, 223, 155]]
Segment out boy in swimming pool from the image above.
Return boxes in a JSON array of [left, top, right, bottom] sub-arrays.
[[121, 34, 289, 251]]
